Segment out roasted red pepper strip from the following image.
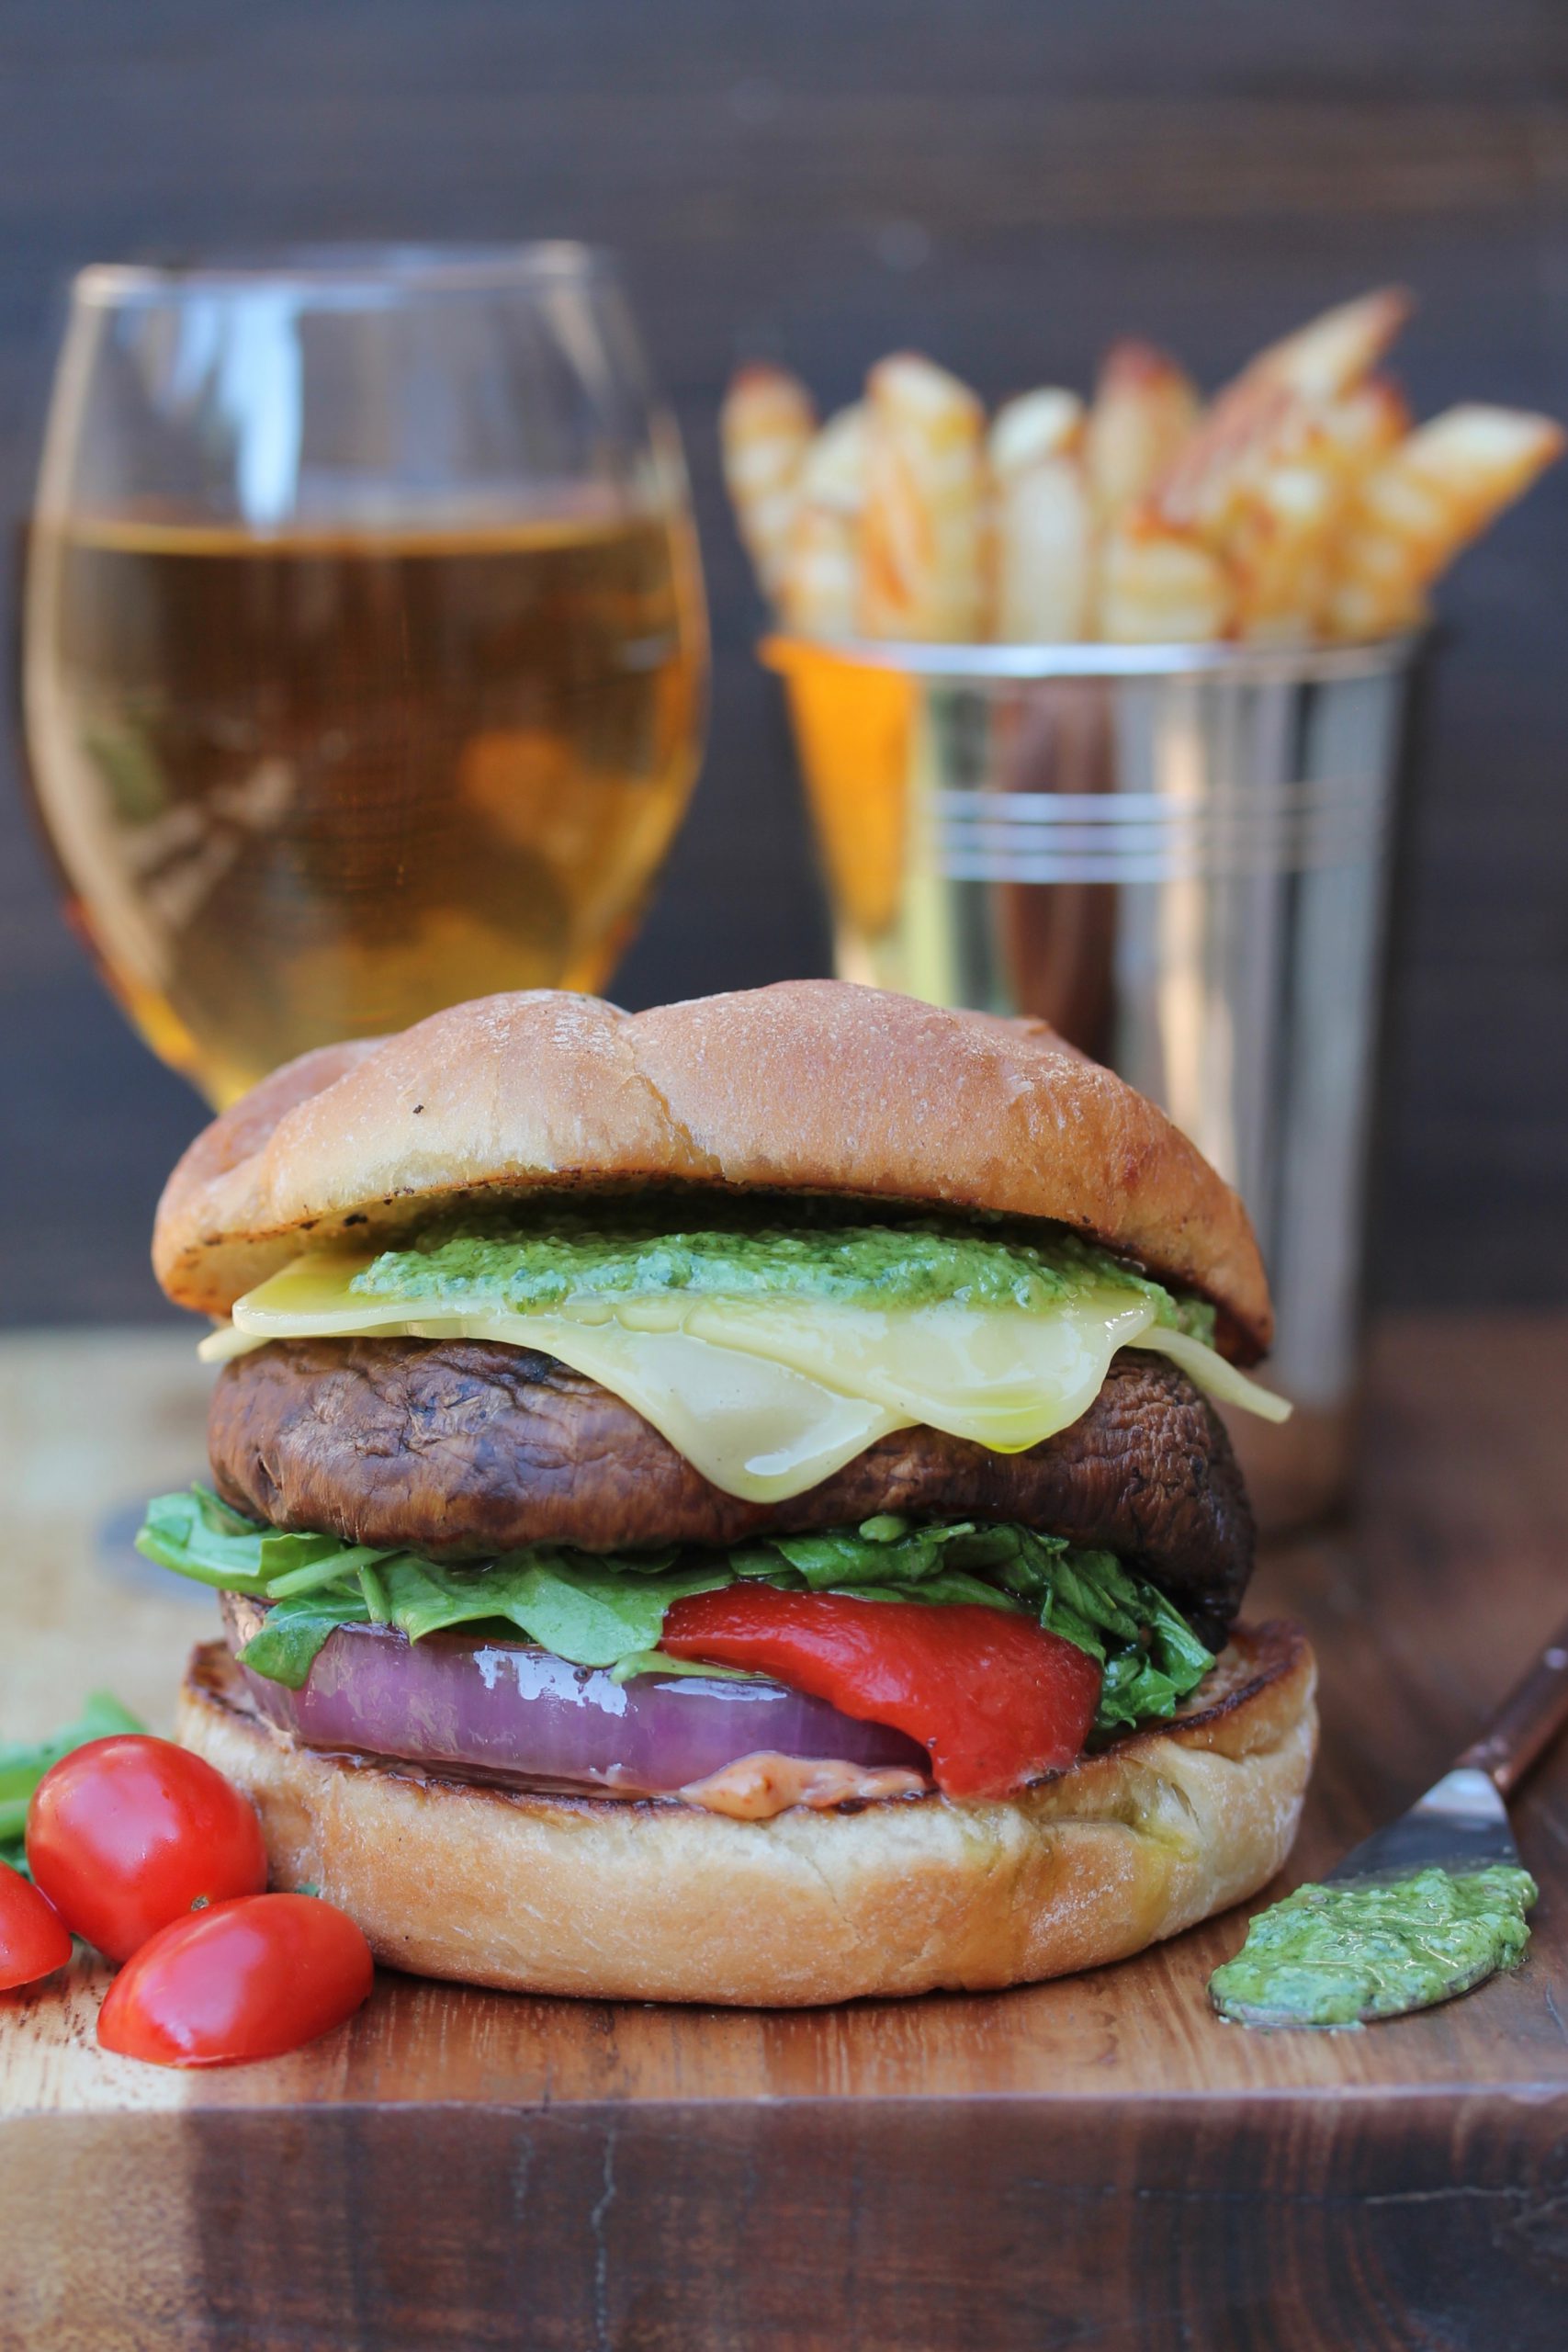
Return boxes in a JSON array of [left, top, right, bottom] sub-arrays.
[[660, 1588, 1102, 1799]]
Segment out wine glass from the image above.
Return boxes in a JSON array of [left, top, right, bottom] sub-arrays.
[[22, 245, 707, 1106]]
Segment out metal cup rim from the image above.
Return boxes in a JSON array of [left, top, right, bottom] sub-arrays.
[[761, 629, 1422, 686]]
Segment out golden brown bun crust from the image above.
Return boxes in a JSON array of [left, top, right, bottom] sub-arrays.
[[177, 1622, 1314, 2006], [153, 982, 1270, 1356]]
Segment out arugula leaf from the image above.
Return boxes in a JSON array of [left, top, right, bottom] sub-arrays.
[[485, 1557, 736, 1667], [0, 1692, 146, 1872], [841, 1572, 1022, 1611], [1025, 1548, 1216, 1732], [1090, 1578, 1215, 1732], [363, 1553, 735, 1667], [135, 1486, 367, 1597], [138, 1488, 1214, 1736], [239, 1592, 373, 1689], [745, 1518, 1003, 1589], [136, 1485, 274, 1595], [607, 1650, 765, 1687], [235, 1551, 738, 1688], [720, 1521, 1210, 1727], [263, 1543, 394, 1598]]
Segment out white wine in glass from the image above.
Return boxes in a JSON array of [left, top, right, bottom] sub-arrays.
[[24, 246, 706, 1106]]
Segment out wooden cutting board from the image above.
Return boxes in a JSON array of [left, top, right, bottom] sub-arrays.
[[3, 1317, 1566, 2351]]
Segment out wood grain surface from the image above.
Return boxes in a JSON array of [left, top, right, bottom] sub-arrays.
[[5, 2, 1568, 1326], [2, 1315, 1567, 2347]]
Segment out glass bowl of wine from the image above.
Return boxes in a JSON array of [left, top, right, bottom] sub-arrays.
[[22, 245, 707, 1105]]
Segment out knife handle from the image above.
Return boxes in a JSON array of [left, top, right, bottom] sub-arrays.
[[1458, 1611, 1568, 1797]]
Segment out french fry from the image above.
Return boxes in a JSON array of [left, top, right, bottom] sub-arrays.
[[1315, 376, 1415, 475], [720, 364, 817, 608], [1085, 342, 1201, 524], [1156, 288, 1410, 542], [1250, 286, 1413, 403], [720, 294, 1561, 650], [1139, 292, 1411, 642], [1232, 378, 1412, 641], [988, 390, 1092, 641], [779, 404, 867, 638], [859, 354, 987, 641], [1098, 511, 1236, 643], [989, 388, 1084, 478], [1325, 404, 1565, 638]]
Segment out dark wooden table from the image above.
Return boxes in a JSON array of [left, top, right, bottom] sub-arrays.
[[3, 1315, 1567, 2349]]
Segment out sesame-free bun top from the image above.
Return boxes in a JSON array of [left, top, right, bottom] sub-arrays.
[[152, 981, 1272, 1359]]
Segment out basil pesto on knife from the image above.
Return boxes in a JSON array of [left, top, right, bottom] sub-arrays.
[[1208, 1864, 1538, 2029]]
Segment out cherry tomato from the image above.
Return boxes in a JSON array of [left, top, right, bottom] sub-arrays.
[[27, 1736, 266, 1962], [661, 1588, 1103, 1799], [0, 1860, 74, 1990], [97, 1893, 374, 2068]]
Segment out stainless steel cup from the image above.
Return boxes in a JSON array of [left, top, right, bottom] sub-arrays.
[[764, 632, 1419, 1532]]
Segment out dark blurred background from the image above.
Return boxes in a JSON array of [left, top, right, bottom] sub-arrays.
[[4, 0, 1566, 1323]]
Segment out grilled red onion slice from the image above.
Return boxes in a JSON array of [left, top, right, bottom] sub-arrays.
[[222, 1605, 929, 1796]]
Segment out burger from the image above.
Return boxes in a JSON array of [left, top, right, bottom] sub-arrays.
[[139, 980, 1315, 2006]]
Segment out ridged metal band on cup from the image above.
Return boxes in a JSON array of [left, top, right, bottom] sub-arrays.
[[931, 775, 1391, 886]]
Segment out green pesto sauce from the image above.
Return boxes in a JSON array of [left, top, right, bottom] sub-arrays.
[[350, 1204, 1215, 1338], [1208, 1865, 1538, 2030]]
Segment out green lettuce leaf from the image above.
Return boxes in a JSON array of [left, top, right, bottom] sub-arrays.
[[367, 1553, 737, 1668], [0, 1692, 146, 1873], [134, 1485, 367, 1597], [974, 1530, 1216, 1729], [239, 1591, 375, 1689], [607, 1650, 764, 1687], [719, 1518, 1213, 1729], [734, 1516, 1015, 1591], [228, 1548, 740, 1690], [135, 1489, 1215, 1736]]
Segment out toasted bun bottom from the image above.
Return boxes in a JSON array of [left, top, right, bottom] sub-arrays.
[[177, 1624, 1315, 2007]]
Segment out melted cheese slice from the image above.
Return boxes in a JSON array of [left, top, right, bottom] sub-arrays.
[[199, 1250, 1289, 1503]]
